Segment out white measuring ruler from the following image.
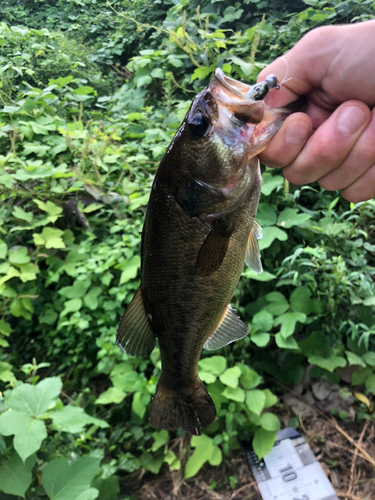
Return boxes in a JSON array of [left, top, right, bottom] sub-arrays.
[[244, 428, 338, 500]]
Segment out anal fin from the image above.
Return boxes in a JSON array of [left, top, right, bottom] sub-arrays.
[[116, 287, 156, 357], [204, 304, 248, 350], [245, 220, 263, 274]]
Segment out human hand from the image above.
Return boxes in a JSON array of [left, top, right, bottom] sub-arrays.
[[258, 21, 375, 202]]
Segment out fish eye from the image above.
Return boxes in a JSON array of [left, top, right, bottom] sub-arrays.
[[188, 114, 210, 138]]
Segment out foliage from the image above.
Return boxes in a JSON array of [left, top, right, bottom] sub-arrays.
[[1, 0, 375, 497]]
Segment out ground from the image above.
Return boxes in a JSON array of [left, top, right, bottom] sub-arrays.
[[133, 382, 375, 500]]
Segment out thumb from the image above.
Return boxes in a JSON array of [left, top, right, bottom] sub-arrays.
[[257, 26, 338, 107]]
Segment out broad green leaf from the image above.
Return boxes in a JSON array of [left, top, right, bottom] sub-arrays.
[[0, 319, 12, 335], [365, 375, 375, 391], [0, 410, 47, 462], [42, 456, 101, 500], [252, 310, 273, 332], [260, 413, 280, 431], [208, 445, 222, 466], [74, 86, 95, 95], [242, 268, 276, 281], [275, 333, 299, 350], [83, 287, 102, 310], [33, 227, 65, 249], [256, 204, 276, 227], [264, 291, 289, 316], [277, 208, 310, 228], [119, 256, 141, 285], [222, 386, 245, 402], [309, 355, 346, 373], [230, 56, 253, 76], [52, 406, 109, 433], [363, 352, 375, 366], [363, 296, 375, 306], [60, 298, 82, 317], [274, 312, 306, 338], [9, 377, 62, 415], [0, 240, 7, 259], [261, 173, 283, 196], [0, 453, 36, 498], [151, 430, 169, 452], [184, 435, 214, 479], [258, 226, 287, 250], [91, 476, 120, 500], [95, 387, 126, 405], [239, 364, 262, 390], [59, 280, 91, 299], [199, 371, 216, 384], [245, 389, 266, 416], [250, 331, 270, 347], [198, 356, 227, 375], [132, 391, 150, 419], [252, 428, 276, 460], [351, 367, 372, 385], [263, 389, 278, 408], [0, 174, 14, 188], [290, 287, 321, 315], [219, 366, 241, 388], [346, 351, 366, 367], [12, 206, 33, 223], [19, 263, 39, 282]]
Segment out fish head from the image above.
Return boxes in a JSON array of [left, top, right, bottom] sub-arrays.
[[163, 68, 294, 218]]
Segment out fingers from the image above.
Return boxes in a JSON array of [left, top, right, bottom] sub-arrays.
[[318, 106, 375, 192], [258, 113, 313, 168], [282, 101, 371, 185], [341, 164, 375, 203]]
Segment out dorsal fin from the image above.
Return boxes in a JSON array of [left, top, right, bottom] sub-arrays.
[[245, 221, 263, 274], [203, 304, 248, 351], [195, 219, 234, 277], [116, 287, 156, 357]]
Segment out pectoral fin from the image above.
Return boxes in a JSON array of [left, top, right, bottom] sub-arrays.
[[245, 221, 262, 274], [204, 304, 248, 350], [195, 219, 234, 277], [116, 287, 156, 357]]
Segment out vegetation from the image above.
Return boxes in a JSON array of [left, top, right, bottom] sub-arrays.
[[0, 0, 374, 498]]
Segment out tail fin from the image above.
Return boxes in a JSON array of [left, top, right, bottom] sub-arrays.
[[149, 378, 216, 435]]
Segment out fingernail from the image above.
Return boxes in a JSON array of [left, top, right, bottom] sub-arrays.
[[337, 106, 367, 135], [285, 121, 310, 144]]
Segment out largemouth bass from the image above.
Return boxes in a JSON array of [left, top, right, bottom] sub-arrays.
[[117, 69, 299, 435]]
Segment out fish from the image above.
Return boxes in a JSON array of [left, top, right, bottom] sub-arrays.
[[116, 68, 302, 435]]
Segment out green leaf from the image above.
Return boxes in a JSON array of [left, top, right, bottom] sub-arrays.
[[12, 206, 33, 223], [277, 208, 310, 228], [252, 310, 273, 332], [60, 298, 82, 317], [260, 413, 280, 431], [9, 377, 62, 415], [150, 68, 164, 79], [290, 287, 321, 315], [52, 406, 109, 433], [250, 331, 270, 347], [184, 435, 214, 479], [33, 227, 66, 249], [219, 366, 241, 388], [0, 453, 36, 498], [42, 456, 101, 500], [59, 280, 91, 299], [274, 312, 306, 338], [91, 476, 120, 500], [309, 355, 346, 373], [363, 352, 375, 366], [239, 364, 262, 390], [245, 389, 266, 416], [151, 430, 169, 451], [198, 356, 227, 375], [222, 386, 245, 402], [0, 174, 14, 188], [0, 240, 7, 259], [252, 428, 276, 460], [365, 374, 375, 391], [0, 411, 47, 462], [275, 333, 299, 350], [352, 367, 372, 385], [255, 204, 276, 227], [261, 173, 283, 196], [242, 268, 276, 281], [132, 391, 150, 419], [258, 226, 287, 250], [346, 351, 366, 367], [95, 387, 126, 405], [74, 86, 95, 95], [265, 291, 289, 316], [119, 256, 141, 285], [83, 287, 102, 310], [263, 389, 278, 408], [363, 296, 375, 306]]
